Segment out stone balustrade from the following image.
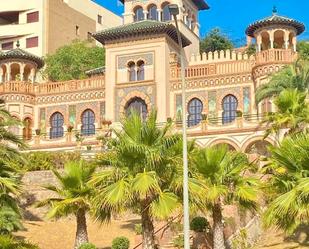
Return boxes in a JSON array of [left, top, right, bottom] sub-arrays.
[[0, 76, 105, 95], [255, 49, 297, 65]]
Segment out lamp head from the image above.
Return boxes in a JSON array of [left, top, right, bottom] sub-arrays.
[[168, 4, 179, 16]]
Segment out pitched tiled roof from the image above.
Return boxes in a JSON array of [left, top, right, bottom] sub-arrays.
[[0, 48, 44, 69], [246, 13, 305, 37], [119, 0, 209, 10], [92, 20, 191, 47], [85, 66, 105, 76]]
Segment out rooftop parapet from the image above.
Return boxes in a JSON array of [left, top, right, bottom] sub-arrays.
[[189, 49, 252, 65]]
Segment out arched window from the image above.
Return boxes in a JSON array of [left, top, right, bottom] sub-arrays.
[[222, 95, 238, 124], [147, 5, 158, 20], [134, 6, 144, 22], [137, 60, 145, 81], [128, 61, 136, 82], [187, 98, 203, 127], [81, 109, 95, 136], [50, 112, 64, 139], [162, 3, 171, 22], [23, 117, 32, 140], [125, 97, 148, 120]]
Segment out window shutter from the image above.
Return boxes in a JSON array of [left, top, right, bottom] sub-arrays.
[[1, 42, 13, 50], [27, 11, 39, 23], [26, 37, 39, 48]]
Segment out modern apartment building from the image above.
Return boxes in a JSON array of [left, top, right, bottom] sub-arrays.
[[0, 0, 122, 57]]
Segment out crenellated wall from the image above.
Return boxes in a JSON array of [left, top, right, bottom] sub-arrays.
[[189, 49, 253, 65]]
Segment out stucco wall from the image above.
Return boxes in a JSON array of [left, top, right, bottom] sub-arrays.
[[46, 0, 96, 55]]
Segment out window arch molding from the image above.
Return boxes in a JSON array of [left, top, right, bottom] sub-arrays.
[[187, 97, 203, 127], [161, 1, 172, 22], [127, 61, 136, 82], [125, 97, 148, 120], [133, 5, 144, 22], [147, 4, 158, 20], [120, 91, 152, 118], [50, 112, 64, 139], [222, 94, 238, 124], [81, 109, 96, 136]]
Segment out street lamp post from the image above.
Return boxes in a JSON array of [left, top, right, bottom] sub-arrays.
[[168, 4, 190, 249]]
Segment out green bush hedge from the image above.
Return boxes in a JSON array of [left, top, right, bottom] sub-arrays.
[[190, 216, 210, 232], [111, 237, 130, 249], [78, 242, 97, 249], [0, 235, 40, 249], [12, 151, 81, 171]]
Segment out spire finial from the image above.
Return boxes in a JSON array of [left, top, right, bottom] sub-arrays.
[[272, 6, 277, 15], [16, 40, 20, 48]]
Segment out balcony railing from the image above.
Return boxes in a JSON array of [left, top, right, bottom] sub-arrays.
[[255, 49, 297, 65], [0, 76, 105, 95]]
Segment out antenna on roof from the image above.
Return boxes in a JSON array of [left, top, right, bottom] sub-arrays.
[[272, 6, 277, 15]]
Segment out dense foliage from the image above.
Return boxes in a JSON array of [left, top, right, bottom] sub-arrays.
[[200, 28, 234, 53], [44, 40, 105, 81], [263, 133, 309, 234], [297, 41, 309, 60], [255, 60, 309, 104], [11, 151, 81, 171], [111, 237, 130, 249], [0, 235, 40, 249], [190, 216, 210, 232]]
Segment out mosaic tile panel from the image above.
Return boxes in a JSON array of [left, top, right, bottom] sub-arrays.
[[117, 53, 154, 69], [243, 87, 251, 115], [69, 105, 76, 125], [39, 108, 46, 132], [208, 91, 217, 120]]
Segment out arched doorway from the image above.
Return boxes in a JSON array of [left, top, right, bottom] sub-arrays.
[[125, 97, 148, 120], [23, 117, 32, 140]]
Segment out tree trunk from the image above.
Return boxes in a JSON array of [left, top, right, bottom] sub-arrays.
[[141, 204, 156, 249], [212, 203, 225, 249], [74, 209, 89, 249]]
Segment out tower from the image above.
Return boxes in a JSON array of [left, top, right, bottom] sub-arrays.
[[93, 0, 209, 123], [120, 0, 209, 56], [246, 8, 305, 114]]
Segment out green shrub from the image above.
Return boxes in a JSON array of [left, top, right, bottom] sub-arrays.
[[134, 223, 142, 235], [0, 235, 40, 249], [111, 236, 130, 249], [173, 235, 184, 249], [190, 216, 210, 232], [0, 206, 23, 234], [12, 151, 82, 171], [78, 242, 97, 249]]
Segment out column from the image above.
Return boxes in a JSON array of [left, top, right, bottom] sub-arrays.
[[269, 31, 274, 49], [6, 63, 11, 82], [143, 10, 148, 20], [19, 63, 25, 81], [256, 34, 262, 52], [0, 67, 3, 83], [194, 23, 200, 36], [157, 9, 162, 21], [30, 68, 36, 83], [284, 31, 290, 49], [292, 37, 297, 52]]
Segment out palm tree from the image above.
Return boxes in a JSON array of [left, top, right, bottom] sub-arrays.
[[91, 111, 201, 249], [255, 61, 309, 104], [0, 99, 25, 159], [262, 89, 309, 138], [37, 160, 96, 249], [263, 132, 309, 234], [192, 145, 259, 249]]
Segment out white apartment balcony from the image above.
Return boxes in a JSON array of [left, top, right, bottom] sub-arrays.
[[0, 22, 39, 40]]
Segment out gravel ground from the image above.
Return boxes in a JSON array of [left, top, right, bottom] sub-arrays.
[[15, 217, 139, 249]]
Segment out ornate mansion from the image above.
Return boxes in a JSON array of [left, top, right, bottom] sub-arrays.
[[0, 0, 306, 157]]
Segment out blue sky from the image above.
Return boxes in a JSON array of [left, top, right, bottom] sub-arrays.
[[95, 0, 309, 46]]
